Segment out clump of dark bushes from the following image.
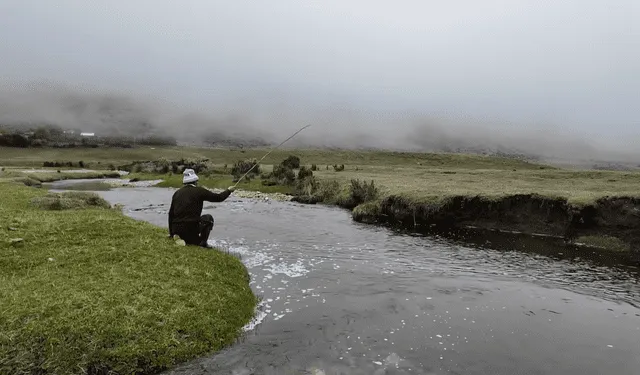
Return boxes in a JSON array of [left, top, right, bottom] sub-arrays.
[[231, 159, 261, 182], [348, 179, 378, 206], [333, 164, 345, 171], [281, 155, 301, 169], [291, 177, 379, 209], [260, 156, 306, 186], [119, 158, 211, 175], [42, 160, 89, 168], [43, 161, 74, 168], [297, 166, 313, 180]]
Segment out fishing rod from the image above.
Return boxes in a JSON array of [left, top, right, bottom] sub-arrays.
[[233, 124, 312, 188]]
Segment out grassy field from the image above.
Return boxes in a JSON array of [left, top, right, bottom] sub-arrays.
[[312, 165, 640, 206], [0, 180, 257, 375], [127, 172, 293, 193], [2, 146, 640, 206], [0, 145, 545, 169]]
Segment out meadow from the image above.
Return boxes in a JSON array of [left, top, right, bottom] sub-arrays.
[[0, 175, 257, 375]]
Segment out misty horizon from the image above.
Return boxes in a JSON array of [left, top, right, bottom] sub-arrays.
[[1, 1, 638, 163]]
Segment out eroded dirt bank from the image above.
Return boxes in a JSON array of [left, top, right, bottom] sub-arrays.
[[346, 194, 640, 263]]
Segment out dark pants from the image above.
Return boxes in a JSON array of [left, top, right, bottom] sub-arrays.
[[173, 214, 214, 247]]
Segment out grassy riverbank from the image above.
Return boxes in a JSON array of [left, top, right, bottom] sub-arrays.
[[0, 180, 257, 375], [127, 172, 293, 194], [3, 145, 640, 257]]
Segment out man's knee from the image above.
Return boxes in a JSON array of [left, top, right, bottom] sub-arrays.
[[199, 214, 214, 231]]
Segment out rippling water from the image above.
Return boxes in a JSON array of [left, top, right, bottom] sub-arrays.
[[52, 182, 640, 375]]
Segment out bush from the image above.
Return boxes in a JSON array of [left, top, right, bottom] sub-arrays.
[[31, 192, 111, 210], [297, 166, 313, 180], [311, 164, 318, 171], [349, 179, 378, 205], [231, 159, 261, 178], [269, 164, 296, 185], [333, 164, 345, 172], [315, 179, 341, 202], [294, 176, 318, 196], [79, 161, 85, 168], [281, 155, 301, 169], [14, 177, 42, 188]]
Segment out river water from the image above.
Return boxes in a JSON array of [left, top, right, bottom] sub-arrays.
[[51, 181, 640, 375]]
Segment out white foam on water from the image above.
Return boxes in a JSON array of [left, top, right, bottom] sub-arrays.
[[242, 299, 269, 332], [263, 259, 310, 278]]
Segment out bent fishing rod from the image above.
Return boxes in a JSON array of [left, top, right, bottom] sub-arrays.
[[233, 124, 312, 188]]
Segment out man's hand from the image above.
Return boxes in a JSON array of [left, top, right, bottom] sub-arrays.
[[227, 186, 236, 192]]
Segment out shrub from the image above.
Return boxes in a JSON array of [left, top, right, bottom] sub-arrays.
[[79, 161, 85, 168], [31, 192, 111, 210], [14, 177, 42, 188], [269, 164, 296, 185], [297, 166, 313, 180], [333, 164, 345, 172], [311, 164, 318, 171], [231, 159, 261, 178], [294, 176, 318, 196], [349, 179, 378, 205], [315, 179, 341, 202], [281, 155, 301, 169], [107, 164, 116, 171]]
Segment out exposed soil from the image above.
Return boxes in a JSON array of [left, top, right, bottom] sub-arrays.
[[347, 194, 640, 263]]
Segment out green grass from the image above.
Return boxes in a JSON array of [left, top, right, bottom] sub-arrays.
[[311, 166, 640, 206], [0, 167, 121, 183], [127, 172, 293, 194], [0, 181, 257, 375], [26, 170, 121, 183], [0, 145, 547, 169], [3, 146, 640, 206], [30, 191, 112, 210], [575, 235, 632, 252]]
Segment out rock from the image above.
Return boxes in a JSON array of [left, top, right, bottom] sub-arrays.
[[10, 238, 24, 247], [8, 227, 17, 231]]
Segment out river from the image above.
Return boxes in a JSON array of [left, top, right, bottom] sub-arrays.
[[51, 181, 640, 375]]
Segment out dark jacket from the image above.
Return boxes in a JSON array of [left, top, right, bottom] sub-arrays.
[[168, 184, 232, 235]]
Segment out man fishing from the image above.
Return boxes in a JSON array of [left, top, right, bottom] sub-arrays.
[[168, 168, 236, 248]]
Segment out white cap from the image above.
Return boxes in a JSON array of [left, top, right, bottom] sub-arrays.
[[183, 168, 199, 184]]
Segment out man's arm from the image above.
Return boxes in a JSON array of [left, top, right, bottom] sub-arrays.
[[199, 186, 234, 202]]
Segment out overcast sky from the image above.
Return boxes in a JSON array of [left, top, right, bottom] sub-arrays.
[[0, 0, 638, 153]]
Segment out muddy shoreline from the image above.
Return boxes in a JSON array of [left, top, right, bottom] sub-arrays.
[[293, 194, 640, 264]]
